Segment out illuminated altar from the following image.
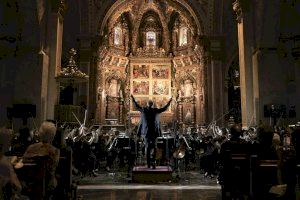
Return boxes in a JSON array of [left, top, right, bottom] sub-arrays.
[[94, 0, 207, 128]]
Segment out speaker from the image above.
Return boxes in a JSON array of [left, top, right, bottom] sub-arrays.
[[264, 104, 286, 118], [264, 105, 271, 117], [7, 107, 13, 119], [12, 104, 36, 118], [289, 106, 296, 118]]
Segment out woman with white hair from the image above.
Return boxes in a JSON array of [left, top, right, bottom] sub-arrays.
[[21, 121, 60, 199]]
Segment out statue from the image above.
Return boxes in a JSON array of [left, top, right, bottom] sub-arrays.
[[180, 79, 194, 97], [185, 108, 192, 124], [107, 79, 120, 97]]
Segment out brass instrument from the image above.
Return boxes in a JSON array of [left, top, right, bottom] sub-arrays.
[[82, 131, 94, 145], [173, 148, 185, 159], [172, 135, 192, 159], [107, 137, 118, 152], [241, 127, 257, 143]]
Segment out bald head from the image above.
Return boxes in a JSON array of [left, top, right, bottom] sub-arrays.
[[148, 100, 154, 108]]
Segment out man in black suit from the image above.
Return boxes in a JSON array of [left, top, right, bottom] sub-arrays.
[[131, 95, 172, 168]]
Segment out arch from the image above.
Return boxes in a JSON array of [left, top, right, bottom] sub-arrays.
[[133, 6, 170, 52], [99, 0, 205, 36]]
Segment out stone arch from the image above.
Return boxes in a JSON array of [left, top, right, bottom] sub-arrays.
[[132, 5, 170, 53], [98, 0, 205, 37]]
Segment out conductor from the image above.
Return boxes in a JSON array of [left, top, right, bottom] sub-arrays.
[[131, 95, 172, 169]]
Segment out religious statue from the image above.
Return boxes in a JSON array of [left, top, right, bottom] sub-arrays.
[[185, 108, 192, 124], [107, 79, 120, 97], [180, 79, 194, 97]]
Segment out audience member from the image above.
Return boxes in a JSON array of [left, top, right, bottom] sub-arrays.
[[22, 121, 60, 199], [0, 130, 22, 199]]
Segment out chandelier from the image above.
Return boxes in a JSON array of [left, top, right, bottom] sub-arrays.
[[56, 48, 89, 83]]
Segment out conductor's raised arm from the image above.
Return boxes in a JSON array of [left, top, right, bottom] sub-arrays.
[[157, 97, 172, 113], [131, 94, 143, 111]]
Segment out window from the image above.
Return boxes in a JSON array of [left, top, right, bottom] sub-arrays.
[[114, 27, 123, 45], [146, 31, 156, 46], [179, 27, 188, 46]]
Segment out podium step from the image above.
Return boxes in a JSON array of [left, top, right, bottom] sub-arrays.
[[132, 166, 173, 183]]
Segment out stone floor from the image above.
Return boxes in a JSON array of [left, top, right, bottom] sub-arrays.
[[76, 168, 222, 200]]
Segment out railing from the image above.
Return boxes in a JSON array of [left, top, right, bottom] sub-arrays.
[[55, 105, 85, 123]]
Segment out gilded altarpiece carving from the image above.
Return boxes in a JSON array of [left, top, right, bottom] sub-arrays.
[[95, 51, 128, 124], [93, 0, 209, 127]]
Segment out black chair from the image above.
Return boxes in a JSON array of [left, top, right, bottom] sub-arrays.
[[16, 156, 47, 200], [53, 148, 77, 200], [221, 150, 250, 200]]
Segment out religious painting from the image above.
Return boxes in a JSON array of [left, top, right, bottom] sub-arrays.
[[112, 57, 119, 66], [183, 105, 193, 124], [131, 97, 149, 111], [183, 57, 190, 66], [174, 59, 183, 67], [152, 66, 169, 79], [133, 65, 149, 79], [119, 59, 127, 67], [153, 81, 169, 95], [132, 80, 149, 95]]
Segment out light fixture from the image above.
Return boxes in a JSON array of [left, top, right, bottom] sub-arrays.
[[56, 48, 89, 83]]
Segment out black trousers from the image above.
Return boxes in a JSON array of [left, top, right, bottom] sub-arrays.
[[146, 139, 156, 167]]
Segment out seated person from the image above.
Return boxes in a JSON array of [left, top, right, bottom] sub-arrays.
[[11, 126, 33, 156], [21, 121, 60, 198], [219, 125, 252, 198], [0, 131, 22, 199], [256, 126, 278, 160]]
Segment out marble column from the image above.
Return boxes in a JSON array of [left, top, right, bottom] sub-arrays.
[[233, 0, 254, 128], [210, 60, 224, 126], [45, 2, 65, 120], [252, 0, 286, 126], [119, 98, 124, 124]]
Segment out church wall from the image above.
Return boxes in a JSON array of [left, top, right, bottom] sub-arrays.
[[252, 0, 300, 126], [0, 1, 43, 129]]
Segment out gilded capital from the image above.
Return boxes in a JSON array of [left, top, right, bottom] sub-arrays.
[[232, 0, 243, 23], [50, 0, 67, 18]]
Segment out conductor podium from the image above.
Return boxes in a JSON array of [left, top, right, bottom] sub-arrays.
[[132, 166, 173, 183], [132, 134, 174, 183]]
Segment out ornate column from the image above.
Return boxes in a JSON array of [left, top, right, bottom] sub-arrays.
[[46, 1, 66, 120], [119, 98, 124, 124], [178, 100, 183, 124], [211, 59, 224, 125], [192, 97, 196, 125], [95, 50, 107, 124], [194, 45, 208, 125], [233, 0, 254, 128]]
